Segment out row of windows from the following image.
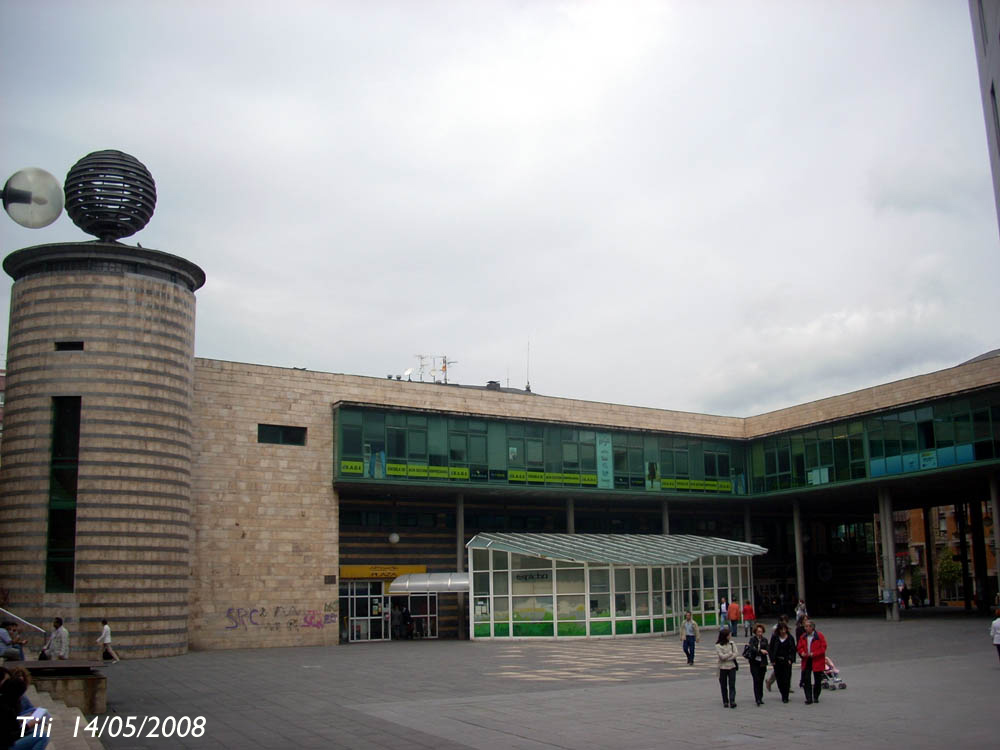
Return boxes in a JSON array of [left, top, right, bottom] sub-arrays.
[[749, 392, 1000, 492], [338, 408, 742, 494]]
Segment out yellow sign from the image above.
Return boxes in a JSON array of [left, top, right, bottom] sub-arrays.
[[428, 466, 449, 479], [509, 469, 527, 482], [449, 467, 470, 480], [341, 460, 364, 475], [407, 464, 428, 478], [386, 462, 407, 477], [675, 478, 691, 490], [662, 478, 676, 489], [544, 472, 563, 484], [562, 473, 581, 485], [340, 564, 427, 580], [718, 480, 733, 492], [581, 473, 598, 486], [527, 471, 545, 483]]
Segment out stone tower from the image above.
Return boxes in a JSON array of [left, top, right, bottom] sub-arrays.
[[0, 152, 205, 657]]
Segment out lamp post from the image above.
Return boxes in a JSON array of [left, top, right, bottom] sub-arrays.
[[2, 167, 63, 229]]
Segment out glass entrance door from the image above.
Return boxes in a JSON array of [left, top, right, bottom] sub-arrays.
[[343, 581, 390, 642]]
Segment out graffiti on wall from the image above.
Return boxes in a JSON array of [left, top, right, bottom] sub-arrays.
[[224, 604, 337, 632]]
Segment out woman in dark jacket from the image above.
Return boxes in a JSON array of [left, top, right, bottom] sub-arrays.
[[0, 666, 48, 750], [745, 623, 770, 705], [768, 621, 796, 703]]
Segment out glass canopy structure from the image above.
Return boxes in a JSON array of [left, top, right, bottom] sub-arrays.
[[466, 533, 767, 639]]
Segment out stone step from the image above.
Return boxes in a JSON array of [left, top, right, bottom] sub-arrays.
[[24, 685, 105, 750]]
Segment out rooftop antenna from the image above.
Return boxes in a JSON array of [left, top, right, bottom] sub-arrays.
[[525, 340, 531, 393], [415, 354, 431, 382], [440, 355, 458, 384], [403, 367, 414, 382]]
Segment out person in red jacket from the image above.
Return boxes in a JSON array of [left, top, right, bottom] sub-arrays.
[[741, 600, 756, 637], [796, 619, 827, 704]]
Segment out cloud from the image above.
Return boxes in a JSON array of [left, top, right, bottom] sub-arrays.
[[1, 1, 998, 419]]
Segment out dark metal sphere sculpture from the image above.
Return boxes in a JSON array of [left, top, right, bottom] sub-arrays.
[[64, 150, 156, 241]]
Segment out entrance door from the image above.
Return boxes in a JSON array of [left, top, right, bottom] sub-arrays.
[[390, 593, 439, 639], [342, 581, 390, 642]]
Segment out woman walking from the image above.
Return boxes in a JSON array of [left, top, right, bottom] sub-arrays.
[[768, 621, 796, 702], [715, 627, 738, 709], [745, 623, 769, 705], [741, 600, 756, 637]]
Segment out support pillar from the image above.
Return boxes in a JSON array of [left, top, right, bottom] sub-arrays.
[[661, 500, 670, 535], [991, 475, 1000, 605], [792, 499, 805, 608], [922, 506, 936, 607], [456, 493, 466, 639], [969, 497, 989, 614], [566, 497, 575, 534], [878, 488, 900, 621], [956, 502, 972, 611]]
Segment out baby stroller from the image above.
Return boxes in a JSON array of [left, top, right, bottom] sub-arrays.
[[820, 656, 847, 690]]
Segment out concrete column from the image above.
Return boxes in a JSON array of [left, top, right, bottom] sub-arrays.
[[744, 506, 752, 543], [968, 497, 989, 613], [456, 493, 466, 639], [661, 500, 670, 535], [956, 502, 973, 611], [992, 475, 1000, 602], [566, 497, 575, 534], [878, 488, 900, 621], [792, 499, 805, 606], [922, 506, 936, 606]]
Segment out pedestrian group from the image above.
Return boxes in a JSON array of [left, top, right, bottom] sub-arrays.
[[685, 601, 835, 709]]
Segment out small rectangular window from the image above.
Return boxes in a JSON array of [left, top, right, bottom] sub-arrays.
[[55, 341, 84, 351], [258, 424, 307, 446]]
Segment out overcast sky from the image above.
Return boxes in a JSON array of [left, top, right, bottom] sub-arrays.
[[2, 0, 998, 417]]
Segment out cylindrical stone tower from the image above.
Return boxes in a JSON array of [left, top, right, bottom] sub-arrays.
[[0, 241, 204, 657]]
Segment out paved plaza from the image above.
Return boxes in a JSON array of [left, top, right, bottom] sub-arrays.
[[98, 613, 995, 750]]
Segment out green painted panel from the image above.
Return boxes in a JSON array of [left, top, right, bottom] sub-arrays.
[[474, 624, 490, 638], [703, 612, 717, 626], [590, 620, 613, 636], [635, 619, 651, 634], [693, 614, 705, 626], [557, 622, 587, 637], [615, 620, 634, 635], [494, 623, 510, 637], [665, 617, 675, 631], [513, 622, 554, 637], [653, 618, 665, 633]]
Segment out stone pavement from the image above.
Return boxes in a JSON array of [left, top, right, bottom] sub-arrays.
[[95, 614, 995, 750]]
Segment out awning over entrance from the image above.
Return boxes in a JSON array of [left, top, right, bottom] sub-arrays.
[[389, 572, 470, 594], [466, 532, 767, 565]]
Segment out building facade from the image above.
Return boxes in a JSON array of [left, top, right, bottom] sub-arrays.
[[1, 241, 1000, 657]]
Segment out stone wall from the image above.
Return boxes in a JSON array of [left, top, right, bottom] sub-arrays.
[[188, 361, 340, 650]]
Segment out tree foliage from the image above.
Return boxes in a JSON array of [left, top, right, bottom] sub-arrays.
[[937, 555, 962, 589]]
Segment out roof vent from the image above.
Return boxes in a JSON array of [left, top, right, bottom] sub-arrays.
[[486, 380, 501, 391]]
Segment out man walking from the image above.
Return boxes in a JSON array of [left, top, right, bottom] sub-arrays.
[[680, 610, 700, 664], [41, 617, 70, 660], [796, 619, 827, 704]]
